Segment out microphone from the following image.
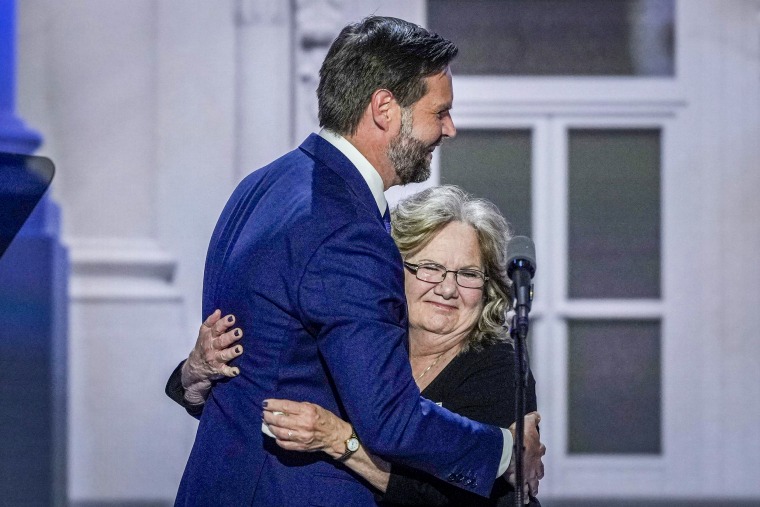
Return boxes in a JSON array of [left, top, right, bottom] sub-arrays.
[[506, 236, 536, 336]]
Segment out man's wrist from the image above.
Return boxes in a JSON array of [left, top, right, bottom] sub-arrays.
[[498, 427, 514, 477]]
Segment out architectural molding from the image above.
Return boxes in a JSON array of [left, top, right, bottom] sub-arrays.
[[68, 237, 180, 302]]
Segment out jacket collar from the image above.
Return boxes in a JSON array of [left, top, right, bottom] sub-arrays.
[[317, 129, 387, 215], [299, 133, 385, 223]]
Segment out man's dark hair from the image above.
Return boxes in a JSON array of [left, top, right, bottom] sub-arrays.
[[317, 16, 458, 136]]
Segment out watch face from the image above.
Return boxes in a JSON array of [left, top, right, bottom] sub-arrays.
[[347, 438, 360, 452]]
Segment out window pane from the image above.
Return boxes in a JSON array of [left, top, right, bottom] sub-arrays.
[[427, 0, 675, 76], [568, 319, 661, 454], [568, 129, 661, 299], [440, 129, 532, 237]]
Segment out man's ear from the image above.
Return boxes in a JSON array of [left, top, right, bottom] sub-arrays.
[[370, 89, 397, 131]]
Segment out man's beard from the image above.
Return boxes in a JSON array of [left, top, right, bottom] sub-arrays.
[[387, 108, 437, 185]]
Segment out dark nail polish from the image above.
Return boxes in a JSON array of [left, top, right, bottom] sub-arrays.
[[262, 400, 268, 408], [235, 346, 241, 354], [234, 329, 241, 337], [227, 315, 234, 323]]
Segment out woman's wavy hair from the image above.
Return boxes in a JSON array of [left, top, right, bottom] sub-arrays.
[[391, 185, 515, 350]]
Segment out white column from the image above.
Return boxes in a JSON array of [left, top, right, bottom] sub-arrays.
[[234, 0, 294, 178], [706, 0, 760, 495], [17, 0, 238, 503], [670, 0, 760, 496], [154, 0, 237, 329], [293, 0, 348, 141]]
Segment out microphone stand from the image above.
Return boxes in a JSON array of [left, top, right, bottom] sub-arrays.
[[510, 263, 533, 507]]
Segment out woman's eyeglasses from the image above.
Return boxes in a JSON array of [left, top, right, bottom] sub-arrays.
[[403, 261, 488, 289]]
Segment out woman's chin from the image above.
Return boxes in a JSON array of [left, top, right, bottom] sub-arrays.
[[412, 318, 458, 338]]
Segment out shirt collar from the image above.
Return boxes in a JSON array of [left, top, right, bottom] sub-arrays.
[[318, 128, 387, 215]]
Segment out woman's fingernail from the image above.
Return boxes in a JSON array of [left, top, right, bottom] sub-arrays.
[[235, 346, 241, 354], [232, 368, 239, 376], [227, 315, 234, 323], [262, 400, 268, 408], [234, 329, 241, 337]]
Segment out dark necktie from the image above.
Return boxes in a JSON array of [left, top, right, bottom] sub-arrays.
[[382, 207, 392, 234]]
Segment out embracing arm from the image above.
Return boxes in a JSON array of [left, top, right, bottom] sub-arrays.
[[260, 398, 542, 504], [262, 399, 392, 492], [164, 309, 244, 416]]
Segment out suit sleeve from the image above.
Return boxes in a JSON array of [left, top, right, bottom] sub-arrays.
[[298, 221, 503, 498], [381, 344, 540, 506]]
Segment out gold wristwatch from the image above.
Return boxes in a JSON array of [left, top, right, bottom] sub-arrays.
[[338, 427, 360, 461]]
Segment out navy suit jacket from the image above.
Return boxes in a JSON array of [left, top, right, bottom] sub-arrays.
[[175, 134, 504, 506]]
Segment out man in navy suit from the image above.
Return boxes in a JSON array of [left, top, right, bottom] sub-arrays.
[[175, 16, 540, 506]]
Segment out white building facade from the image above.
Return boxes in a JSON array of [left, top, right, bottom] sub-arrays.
[[16, 0, 760, 504]]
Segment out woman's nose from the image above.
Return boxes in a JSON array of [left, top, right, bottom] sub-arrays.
[[434, 273, 459, 298]]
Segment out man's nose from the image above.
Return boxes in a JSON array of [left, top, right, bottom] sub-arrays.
[[443, 114, 457, 139]]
